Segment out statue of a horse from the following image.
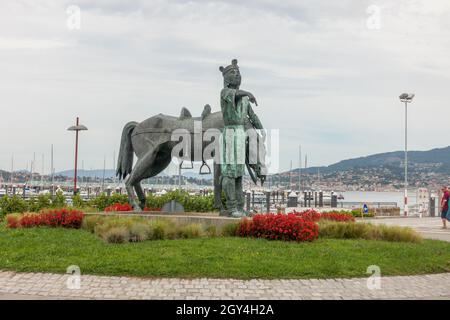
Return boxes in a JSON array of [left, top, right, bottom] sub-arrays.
[[116, 105, 267, 212]]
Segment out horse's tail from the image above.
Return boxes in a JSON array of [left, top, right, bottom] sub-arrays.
[[116, 121, 138, 180]]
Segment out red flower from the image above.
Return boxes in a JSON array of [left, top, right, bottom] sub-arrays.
[[7, 209, 84, 229], [104, 203, 133, 212], [237, 213, 319, 242]]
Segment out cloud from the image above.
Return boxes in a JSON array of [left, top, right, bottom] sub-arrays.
[[0, 0, 449, 174]]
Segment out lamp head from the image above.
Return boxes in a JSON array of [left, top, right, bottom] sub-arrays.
[[67, 125, 88, 131], [399, 93, 415, 102]]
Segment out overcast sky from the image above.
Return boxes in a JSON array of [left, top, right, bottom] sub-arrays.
[[1, 0, 449, 175]]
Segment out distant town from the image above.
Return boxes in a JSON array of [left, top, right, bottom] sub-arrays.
[[2, 145, 449, 192]]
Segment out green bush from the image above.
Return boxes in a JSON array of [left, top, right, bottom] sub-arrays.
[[146, 190, 216, 212], [147, 220, 163, 240], [221, 222, 239, 237], [72, 194, 85, 208], [148, 220, 172, 240], [87, 193, 109, 211], [87, 193, 129, 211], [318, 221, 422, 243], [178, 223, 203, 239], [0, 195, 28, 216], [26, 194, 52, 212], [52, 191, 66, 208]]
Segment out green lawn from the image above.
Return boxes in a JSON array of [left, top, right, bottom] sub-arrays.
[[0, 224, 449, 279]]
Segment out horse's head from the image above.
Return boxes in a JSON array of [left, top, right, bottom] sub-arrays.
[[246, 129, 267, 186]]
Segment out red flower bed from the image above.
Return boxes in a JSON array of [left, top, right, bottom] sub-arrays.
[[294, 209, 322, 222], [292, 209, 355, 222], [238, 213, 319, 242], [6, 215, 20, 228], [105, 203, 133, 212], [6, 209, 84, 229]]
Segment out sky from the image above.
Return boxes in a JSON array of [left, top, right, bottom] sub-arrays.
[[1, 0, 450, 175]]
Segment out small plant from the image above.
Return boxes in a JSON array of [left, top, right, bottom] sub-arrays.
[[148, 220, 170, 240], [129, 222, 150, 242], [178, 223, 203, 239], [103, 226, 130, 244], [221, 222, 239, 237], [318, 221, 422, 243], [72, 194, 85, 208], [205, 225, 217, 238], [82, 215, 106, 233], [52, 191, 66, 208]]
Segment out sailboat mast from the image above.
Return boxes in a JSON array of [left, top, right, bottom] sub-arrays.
[[51, 144, 54, 195]]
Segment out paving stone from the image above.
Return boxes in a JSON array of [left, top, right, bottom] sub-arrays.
[[0, 270, 449, 300]]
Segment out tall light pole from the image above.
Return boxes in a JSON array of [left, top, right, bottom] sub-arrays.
[[67, 117, 88, 195], [399, 93, 415, 216]]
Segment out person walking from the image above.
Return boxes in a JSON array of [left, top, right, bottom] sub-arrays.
[[440, 186, 449, 229]]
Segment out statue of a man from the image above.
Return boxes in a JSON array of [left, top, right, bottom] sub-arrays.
[[219, 59, 264, 217]]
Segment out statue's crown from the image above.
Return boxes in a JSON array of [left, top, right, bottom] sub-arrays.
[[219, 59, 239, 75]]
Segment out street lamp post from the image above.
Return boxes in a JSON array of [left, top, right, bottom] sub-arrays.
[[67, 117, 88, 195], [399, 93, 415, 217]]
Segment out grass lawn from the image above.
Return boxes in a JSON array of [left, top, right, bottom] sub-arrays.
[[0, 224, 449, 279]]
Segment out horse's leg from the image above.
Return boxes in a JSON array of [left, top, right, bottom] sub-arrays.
[[134, 149, 173, 211], [134, 182, 146, 210], [126, 148, 157, 211]]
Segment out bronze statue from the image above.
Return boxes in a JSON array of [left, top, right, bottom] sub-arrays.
[[219, 59, 264, 217], [116, 59, 266, 215]]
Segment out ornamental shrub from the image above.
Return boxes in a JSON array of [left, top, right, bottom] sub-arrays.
[[178, 223, 203, 239], [148, 219, 171, 240], [128, 222, 150, 242], [102, 226, 130, 244], [221, 222, 239, 237], [6, 209, 84, 229], [318, 221, 422, 243], [105, 203, 133, 212], [72, 194, 85, 208], [82, 215, 106, 233], [205, 225, 217, 237], [293, 209, 321, 222], [52, 191, 66, 208], [238, 213, 319, 242], [0, 195, 28, 215], [146, 190, 216, 212]]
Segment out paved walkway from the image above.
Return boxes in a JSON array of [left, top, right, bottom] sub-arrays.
[[0, 271, 449, 300], [362, 217, 450, 242]]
